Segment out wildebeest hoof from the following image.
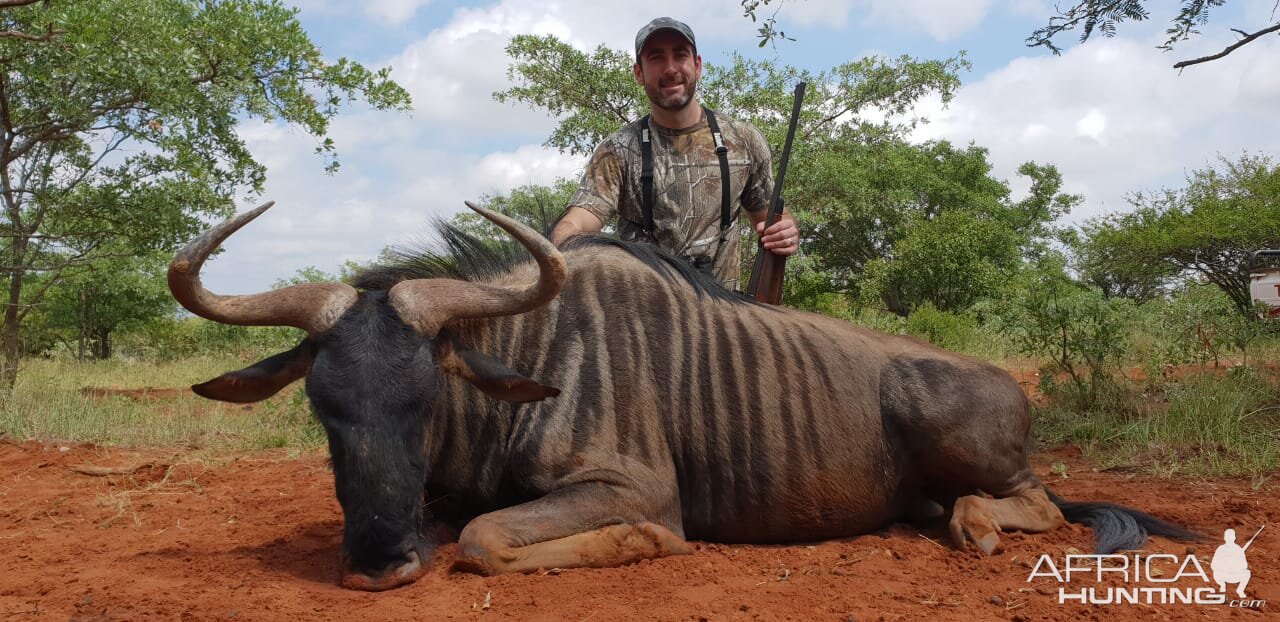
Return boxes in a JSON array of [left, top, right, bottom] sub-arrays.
[[950, 496, 1002, 555], [974, 532, 1001, 555], [632, 522, 693, 556]]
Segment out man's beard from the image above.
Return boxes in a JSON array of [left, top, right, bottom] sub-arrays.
[[648, 76, 698, 112]]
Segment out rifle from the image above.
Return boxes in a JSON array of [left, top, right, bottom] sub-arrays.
[[1242, 524, 1264, 551], [747, 81, 806, 305]]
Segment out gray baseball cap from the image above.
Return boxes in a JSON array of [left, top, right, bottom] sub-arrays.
[[634, 17, 696, 59]]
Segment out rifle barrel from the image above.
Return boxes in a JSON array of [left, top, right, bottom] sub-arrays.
[[747, 81, 806, 299]]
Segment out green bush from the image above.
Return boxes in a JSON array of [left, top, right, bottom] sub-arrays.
[[1125, 284, 1280, 385], [1002, 276, 1131, 410], [115, 317, 303, 362], [904, 302, 978, 351]]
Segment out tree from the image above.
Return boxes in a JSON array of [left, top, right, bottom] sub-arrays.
[[1027, 1, 1280, 69], [452, 180, 578, 242], [1074, 211, 1179, 302], [41, 251, 174, 360], [797, 139, 1078, 314], [496, 35, 645, 156], [1079, 153, 1280, 315], [498, 35, 968, 157], [0, 0, 410, 386], [860, 209, 1021, 314], [740, 0, 793, 47]]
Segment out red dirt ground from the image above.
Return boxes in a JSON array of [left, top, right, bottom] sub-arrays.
[[1, 441, 1274, 621]]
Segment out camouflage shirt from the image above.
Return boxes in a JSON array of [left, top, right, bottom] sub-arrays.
[[568, 109, 774, 289]]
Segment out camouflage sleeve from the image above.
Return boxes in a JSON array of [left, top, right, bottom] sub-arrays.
[[566, 138, 625, 226], [741, 123, 774, 215]]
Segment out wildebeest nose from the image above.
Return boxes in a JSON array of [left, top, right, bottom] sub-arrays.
[[340, 548, 427, 591]]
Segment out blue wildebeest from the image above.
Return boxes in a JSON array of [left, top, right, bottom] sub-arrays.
[[169, 202, 1197, 591]]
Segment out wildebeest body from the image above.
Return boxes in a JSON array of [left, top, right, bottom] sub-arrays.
[[416, 239, 1027, 543], [172, 204, 1197, 591]]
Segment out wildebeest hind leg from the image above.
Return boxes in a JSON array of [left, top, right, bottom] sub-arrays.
[[950, 486, 1064, 555], [453, 482, 690, 575]]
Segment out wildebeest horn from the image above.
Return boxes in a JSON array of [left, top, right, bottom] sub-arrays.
[[168, 202, 358, 335], [388, 201, 567, 336]]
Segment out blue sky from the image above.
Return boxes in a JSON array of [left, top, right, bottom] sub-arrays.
[[200, 0, 1280, 293]]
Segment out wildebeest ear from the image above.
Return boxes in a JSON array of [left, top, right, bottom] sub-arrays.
[[434, 334, 560, 403], [192, 339, 317, 403]]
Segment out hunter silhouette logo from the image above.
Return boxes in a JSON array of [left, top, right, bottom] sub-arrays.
[[1211, 526, 1262, 599], [1028, 523, 1267, 607]]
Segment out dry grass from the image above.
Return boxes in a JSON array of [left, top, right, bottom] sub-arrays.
[[0, 357, 324, 451]]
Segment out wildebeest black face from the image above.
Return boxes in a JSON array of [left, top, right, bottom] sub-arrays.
[[168, 202, 566, 591], [191, 291, 559, 590], [305, 293, 437, 590]]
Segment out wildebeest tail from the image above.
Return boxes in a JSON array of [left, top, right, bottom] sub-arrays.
[[1046, 488, 1202, 554]]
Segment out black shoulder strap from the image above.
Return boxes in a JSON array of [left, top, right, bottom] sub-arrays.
[[703, 106, 732, 233], [639, 115, 656, 237], [638, 109, 732, 238]]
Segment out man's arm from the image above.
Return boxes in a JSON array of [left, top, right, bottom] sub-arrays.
[[550, 206, 605, 246]]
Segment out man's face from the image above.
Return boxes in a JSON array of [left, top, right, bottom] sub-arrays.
[[633, 30, 701, 112]]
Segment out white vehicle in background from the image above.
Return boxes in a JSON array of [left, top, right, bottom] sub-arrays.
[[1247, 250, 1280, 318]]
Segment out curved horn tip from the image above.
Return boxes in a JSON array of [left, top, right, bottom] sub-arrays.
[[463, 200, 483, 213]]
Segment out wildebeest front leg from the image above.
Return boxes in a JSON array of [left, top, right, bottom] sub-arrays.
[[950, 486, 1064, 554], [454, 482, 690, 575]]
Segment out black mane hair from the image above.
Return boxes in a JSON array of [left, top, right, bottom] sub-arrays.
[[562, 235, 752, 305], [353, 221, 752, 305]]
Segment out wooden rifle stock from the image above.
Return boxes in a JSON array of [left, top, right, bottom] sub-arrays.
[[747, 81, 806, 304], [751, 210, 787, 305]]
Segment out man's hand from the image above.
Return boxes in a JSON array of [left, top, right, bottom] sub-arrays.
[[755, 215, 799, 256]]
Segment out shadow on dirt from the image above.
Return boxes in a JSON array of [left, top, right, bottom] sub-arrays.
[[228, 521, 343, 585]]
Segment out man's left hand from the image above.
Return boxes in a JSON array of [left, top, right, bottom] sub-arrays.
[[755, 217, 799, 257]]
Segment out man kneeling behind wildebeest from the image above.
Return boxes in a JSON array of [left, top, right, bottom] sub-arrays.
[[169, 201, 1199, 591]]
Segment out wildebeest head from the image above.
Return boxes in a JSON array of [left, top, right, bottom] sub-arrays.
[[168, 202, 566, 590]]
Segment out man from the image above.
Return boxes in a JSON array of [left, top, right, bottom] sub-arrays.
[[550, 17, 799, 291]]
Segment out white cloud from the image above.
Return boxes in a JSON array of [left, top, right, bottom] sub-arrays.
[[384, 14, 561, 136], [286, 0, 431, 24], [1006, 0, 1049, 20], [861, 0, 996, 41], [1073, 109, 1106, 144], [367, 0, 431, 24], [467, 145, 585, 192], [913, 34, 1280, 221], [201, 111, 586, 295], [768, 0, 858, 30]]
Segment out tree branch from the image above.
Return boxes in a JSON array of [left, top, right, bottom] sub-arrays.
[[1026, 1, 1131, 54], [14, 246, 99, 324], [0, 1, 65, 42], [0, 28, 63, 42], [1174, 22, 1280, 69]]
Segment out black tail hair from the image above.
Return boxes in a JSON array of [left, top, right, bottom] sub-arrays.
[[1047, 488, 1203, 554]]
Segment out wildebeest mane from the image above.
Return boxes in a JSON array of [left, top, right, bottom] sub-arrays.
[[353, 220, 751, 305], [353, 219, 535, 291], [562, 235, 752, 304]]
